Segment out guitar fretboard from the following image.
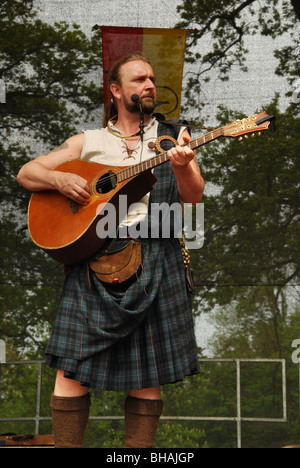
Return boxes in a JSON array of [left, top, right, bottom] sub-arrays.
[[117, 127, 224, 182]]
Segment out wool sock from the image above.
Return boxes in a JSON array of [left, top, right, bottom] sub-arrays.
[[124, 395, 163, 448], [51, 393, 91, 448]]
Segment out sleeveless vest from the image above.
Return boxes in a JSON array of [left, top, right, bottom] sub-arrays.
[[145, 119, 190, 237]]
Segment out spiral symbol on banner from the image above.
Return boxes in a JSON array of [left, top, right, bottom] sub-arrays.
[[155, 85, 179, 115]]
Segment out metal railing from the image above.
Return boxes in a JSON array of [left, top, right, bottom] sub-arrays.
[[0, 358, 287, 448]]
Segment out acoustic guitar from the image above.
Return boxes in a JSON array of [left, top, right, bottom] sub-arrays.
[[27, 112, 273, 264]]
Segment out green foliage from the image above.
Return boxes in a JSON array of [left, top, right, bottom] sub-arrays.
[[191, 101, 300, 311], [0, 0, 102, 145], [0, 0, 102, 359], [176, 0, 299, 113]]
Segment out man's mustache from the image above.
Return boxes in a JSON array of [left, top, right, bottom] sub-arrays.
[[141, 93, 155, 100]]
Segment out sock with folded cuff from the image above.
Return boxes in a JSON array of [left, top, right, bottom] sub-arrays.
[[51, 392, 91, 448], [124, 395, 164, 448]]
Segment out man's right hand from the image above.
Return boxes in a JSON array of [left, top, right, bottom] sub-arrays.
[[54, 171, 90, 205], [17, 134, 87, 197]]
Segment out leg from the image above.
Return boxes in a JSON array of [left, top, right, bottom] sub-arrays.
[[54, 369, 89, 397], [128, 386, 161, 400], [51, 370, 90, 448], [124, 386, 163, 448]]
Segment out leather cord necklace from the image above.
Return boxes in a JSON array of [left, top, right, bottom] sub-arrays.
[[107, 113, 213, 140]]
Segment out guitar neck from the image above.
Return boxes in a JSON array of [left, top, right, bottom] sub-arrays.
[[118, 127, 224, 182]]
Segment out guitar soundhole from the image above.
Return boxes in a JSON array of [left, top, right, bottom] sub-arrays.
[[96, 171, 117, 194]]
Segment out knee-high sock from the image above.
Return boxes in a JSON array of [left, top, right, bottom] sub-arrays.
[[124, 395, 163, 448], [51, 393, 91, 448]]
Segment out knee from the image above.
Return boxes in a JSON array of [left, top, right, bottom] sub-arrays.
[[128, 386, 161, 400], [54, 369, 88, 397]]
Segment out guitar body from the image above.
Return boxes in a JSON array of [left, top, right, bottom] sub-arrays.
[[27, 112, 272, 264], [27, 160, 157, 264]]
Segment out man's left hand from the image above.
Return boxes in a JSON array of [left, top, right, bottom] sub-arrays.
[[167, 132, 195, 168]]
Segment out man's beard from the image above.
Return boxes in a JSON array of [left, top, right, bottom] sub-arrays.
[[124, 94, 156, 115]]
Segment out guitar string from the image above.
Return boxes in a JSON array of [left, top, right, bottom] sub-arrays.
[[94, 135, 157, 192], [94, 146, 169, 192], [93, 128, 222, 192], [95, 118, 244, 191], [94, 119, 264, 191]]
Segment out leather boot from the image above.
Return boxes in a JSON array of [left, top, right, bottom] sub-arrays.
[[124, 395, 163, 448], [51, 393, 91, 448]]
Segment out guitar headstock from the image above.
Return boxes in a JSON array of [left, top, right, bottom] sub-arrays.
[[223, 112, 272, 138]]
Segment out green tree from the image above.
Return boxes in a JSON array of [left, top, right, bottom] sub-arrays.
[[174, 0, 300, 447], [176, 0, 299, 114], [203, 287, 300, 447], [0, 0, 102, 358], [190, 101, 299, 311]]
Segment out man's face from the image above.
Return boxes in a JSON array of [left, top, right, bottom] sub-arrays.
[[115, 60, 157, 115]]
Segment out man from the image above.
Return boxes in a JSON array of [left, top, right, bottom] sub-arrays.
[[17, 53, 205, 448]]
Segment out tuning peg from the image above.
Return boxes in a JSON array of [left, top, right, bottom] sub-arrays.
[[238, 137, 243, 141], [244, 135, 248, 139], [251, 133, 255, 138], [258, 132, 261, 136]]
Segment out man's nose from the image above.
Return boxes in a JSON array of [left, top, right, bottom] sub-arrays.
[[145, 78, 155, 89]]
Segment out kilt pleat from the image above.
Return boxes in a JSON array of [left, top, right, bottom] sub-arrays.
[[45, 238, 199, 391]]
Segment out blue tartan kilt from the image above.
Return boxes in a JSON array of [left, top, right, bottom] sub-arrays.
[[45, 238, 200, 391]]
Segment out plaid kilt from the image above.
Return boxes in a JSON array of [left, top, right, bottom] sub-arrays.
[[45, 120, 200, 391], [45, 238, 199, 390]]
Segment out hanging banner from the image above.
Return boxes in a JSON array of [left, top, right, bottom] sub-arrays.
[[101, 26, 187, 119]]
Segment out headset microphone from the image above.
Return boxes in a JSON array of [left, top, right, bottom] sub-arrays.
[[131, 94, 144, 142], [131, 94, 140, 105]]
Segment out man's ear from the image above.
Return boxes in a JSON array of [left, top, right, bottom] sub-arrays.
[[110, 83, 121, 101]]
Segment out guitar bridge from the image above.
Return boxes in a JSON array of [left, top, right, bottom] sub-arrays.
[[67, 198, 79, 214]]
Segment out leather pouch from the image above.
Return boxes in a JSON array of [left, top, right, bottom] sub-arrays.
[[89, 239, 142, 284]]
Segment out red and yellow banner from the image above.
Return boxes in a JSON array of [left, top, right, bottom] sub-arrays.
[[101, 26, 187, 119]]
